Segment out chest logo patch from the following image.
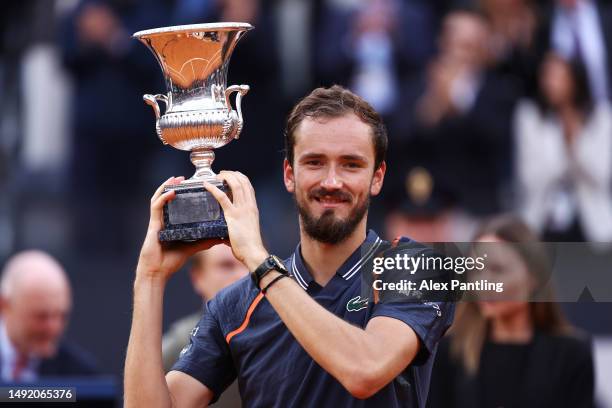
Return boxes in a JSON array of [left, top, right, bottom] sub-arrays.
[[346, 296, 369, 312]]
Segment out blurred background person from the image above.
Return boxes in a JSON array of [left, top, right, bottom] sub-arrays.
[[384, 10, 518, 242], [60, 0, 177, 256], [0, 250, 98, 382], [479, 0, 542, 98], [161, 244, 248, 371], [314, 0, 437, 119], [427, 216, 594, 408], [1, 1, 75, 261], [514, 52, 612, 242]]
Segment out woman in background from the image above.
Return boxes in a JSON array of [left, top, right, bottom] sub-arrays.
[[514, 52, 612, 242], [427, 216, 594, 408]]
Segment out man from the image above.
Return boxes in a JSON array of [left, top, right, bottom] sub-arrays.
[[125, 85, 454, 407], [386, 11, 517, 240], [0, 250, 98, 382], [162, 245, 248, 372]]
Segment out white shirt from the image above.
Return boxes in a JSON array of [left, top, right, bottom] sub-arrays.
[[0, 319, 39, 382]]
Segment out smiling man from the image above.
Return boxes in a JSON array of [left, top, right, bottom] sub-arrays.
[[125, 85, 454, 407]]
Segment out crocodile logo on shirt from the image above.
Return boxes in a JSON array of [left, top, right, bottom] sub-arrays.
[[346, 296, 369, 312]]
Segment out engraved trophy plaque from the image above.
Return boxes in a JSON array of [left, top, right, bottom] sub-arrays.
[[133, 23, 252, 241]]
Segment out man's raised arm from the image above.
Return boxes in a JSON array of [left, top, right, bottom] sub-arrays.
[[124, 177, 219, 408]]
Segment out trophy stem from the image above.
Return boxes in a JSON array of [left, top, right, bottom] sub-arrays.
[[189, 149, 217, 183]]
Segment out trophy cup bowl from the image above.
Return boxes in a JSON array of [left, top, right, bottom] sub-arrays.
[[133, 22, 253, 242]]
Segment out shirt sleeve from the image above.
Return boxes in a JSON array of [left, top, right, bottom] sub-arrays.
[[367, 238, 456, 365], [171, 297, 236, 403], [370, 299, 455, 366]]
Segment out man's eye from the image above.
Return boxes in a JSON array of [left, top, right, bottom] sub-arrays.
[[344, 162, 360, 168], [306, 160, 322, 166]]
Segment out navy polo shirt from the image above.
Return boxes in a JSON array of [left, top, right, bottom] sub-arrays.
[[172, 230, 455, 407]]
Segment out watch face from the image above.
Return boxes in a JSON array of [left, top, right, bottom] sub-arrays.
[[271, 255, 288, 273]]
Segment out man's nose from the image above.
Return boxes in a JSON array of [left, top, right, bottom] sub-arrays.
[[321, 165, 342, 189]]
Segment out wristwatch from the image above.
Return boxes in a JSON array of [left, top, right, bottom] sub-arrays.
[[251, 255, 289, 288]]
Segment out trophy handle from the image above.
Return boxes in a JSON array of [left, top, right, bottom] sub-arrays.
[[144, 93, 169, 144], [224, 85, 250, 139]]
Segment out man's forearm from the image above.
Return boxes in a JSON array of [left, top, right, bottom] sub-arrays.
[[124, 276, 173, 408], [260, 272, 417, 397]]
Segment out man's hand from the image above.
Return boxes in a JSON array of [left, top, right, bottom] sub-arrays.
[[136, 177, 224, 283], [202, 171, 268, 272]]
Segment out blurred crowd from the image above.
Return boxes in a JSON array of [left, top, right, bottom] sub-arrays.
[[3, 0, 612, 255], [1, 0, 612, 405]]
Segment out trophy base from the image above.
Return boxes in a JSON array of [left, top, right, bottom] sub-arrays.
[[159, 184, 230, 242]]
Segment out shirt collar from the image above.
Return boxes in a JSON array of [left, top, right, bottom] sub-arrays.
[[289, 229, 384, 290]]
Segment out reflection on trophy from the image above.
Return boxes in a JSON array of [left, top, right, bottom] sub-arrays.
[[133, 23, 253, 241]]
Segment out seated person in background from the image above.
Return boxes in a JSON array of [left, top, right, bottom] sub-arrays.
[[0, 250, 99, 382], [162, 245, 248, 372], [427, 216, 594, 408]]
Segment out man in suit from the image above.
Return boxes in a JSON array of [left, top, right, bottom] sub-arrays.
[[385, 11, 517, 242], [0, 250, 98, 382]]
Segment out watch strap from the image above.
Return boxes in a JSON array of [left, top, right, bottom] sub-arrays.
[[251, 255, 288, 288]]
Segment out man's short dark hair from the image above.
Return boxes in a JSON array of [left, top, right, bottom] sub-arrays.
[[284, 85, 388, 170]]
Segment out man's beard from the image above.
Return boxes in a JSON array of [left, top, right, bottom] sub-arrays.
[[295, 187, 369, 244]]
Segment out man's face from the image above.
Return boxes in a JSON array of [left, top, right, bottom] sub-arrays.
[[191, 245, 249, 300], [2, 285, 71, 358], [439, 13, 488, 68], [284, 113, 385, 244]]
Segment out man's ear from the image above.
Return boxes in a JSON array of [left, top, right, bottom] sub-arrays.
[[284, 159, 295, 193], [370, 161, 386, 196]]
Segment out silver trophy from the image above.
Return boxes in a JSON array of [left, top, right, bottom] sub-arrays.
[[133, 22, 253, 241]]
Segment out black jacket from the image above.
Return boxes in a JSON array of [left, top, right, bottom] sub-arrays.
[[0, 341, 99, 381], [427, 331, 595, 408], [38, 342, 99, 378]]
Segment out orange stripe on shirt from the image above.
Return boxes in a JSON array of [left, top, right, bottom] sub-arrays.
[[225, 292, 264, 344]]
